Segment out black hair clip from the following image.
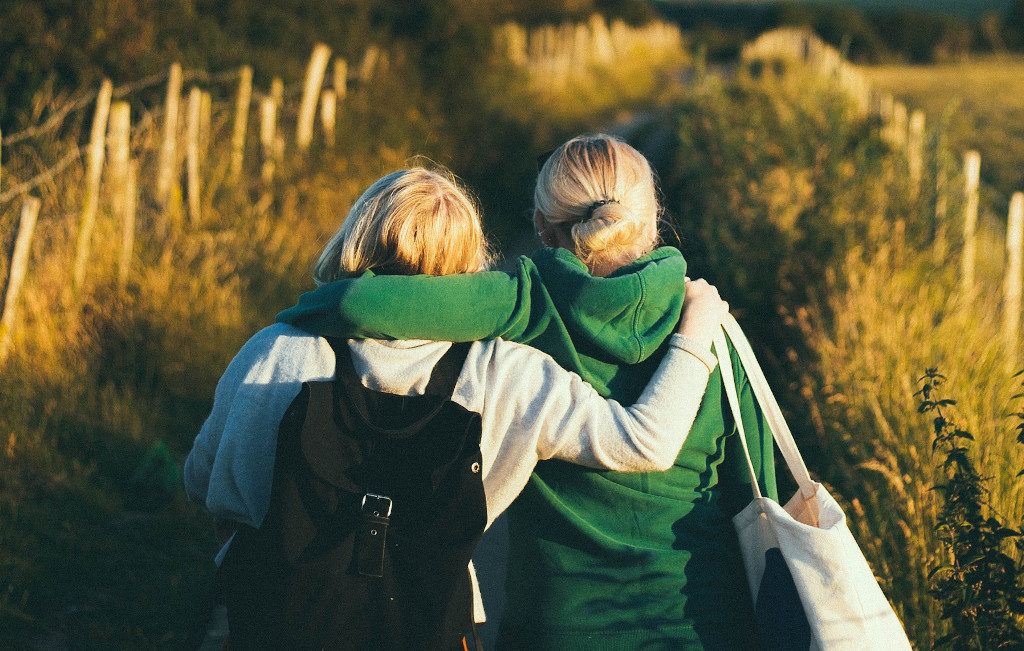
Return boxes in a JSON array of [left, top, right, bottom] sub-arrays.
[[585, 199, 617, 220]]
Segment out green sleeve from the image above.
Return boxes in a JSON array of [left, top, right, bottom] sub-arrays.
[[275, 256, 550, 343], [720, 345, 779, 513]]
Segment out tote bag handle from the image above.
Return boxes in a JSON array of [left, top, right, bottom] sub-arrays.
[[713, 314, 816, 501]]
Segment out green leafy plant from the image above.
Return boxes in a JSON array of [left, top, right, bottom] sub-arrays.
[[917, 368, 1024, 649]]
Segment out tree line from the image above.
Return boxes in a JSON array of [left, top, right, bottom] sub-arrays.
[[654, 0, 1024, 64]]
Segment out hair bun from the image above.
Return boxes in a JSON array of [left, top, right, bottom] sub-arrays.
[[572, 201, 639, 258], [533, 133, 659, 269]]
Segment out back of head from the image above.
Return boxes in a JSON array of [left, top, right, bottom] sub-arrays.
[[534, 134, 660, 273], [314, 167, 489, 284]]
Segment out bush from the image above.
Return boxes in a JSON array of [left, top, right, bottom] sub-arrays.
[[917, 368, 1024, 648]]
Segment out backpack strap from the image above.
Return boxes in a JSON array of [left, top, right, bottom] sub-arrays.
[[423, 341, 473, 398]]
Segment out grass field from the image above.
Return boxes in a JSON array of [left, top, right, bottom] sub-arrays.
[[3, 17, 1023, 646]]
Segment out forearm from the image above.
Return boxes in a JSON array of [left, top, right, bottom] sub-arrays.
[[600, 334, 716, 469], [523, 334, 716, 471], [276, 263, 535, 341]]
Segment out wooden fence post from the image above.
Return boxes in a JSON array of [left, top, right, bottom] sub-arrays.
[[72, 79, 113, 290], [156, 63, 183, 204], [118, 160, 139, 288], [320, 90, 336, 147], [0, 197, 41, 363], [186, 87, 202, 224], [333, 58, 348, 103], [229, 66, 253, 181], [907, 110, 925, 200], [878, 93, 893, 122], [271, 77, 284, 108], [358, 46, 380, 84], [297, 43, 332, 150], [1004, 192, 1024, 362], [589, 15, 613, 63], [107, 101, 131, 216], [961, 150, 982, 295], [933, 162, 949, 262], [889, 102, 907, 149], [199, 91, 212, 157], [260, 97, 278, 184]]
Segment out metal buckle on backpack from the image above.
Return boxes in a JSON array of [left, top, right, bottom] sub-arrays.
[[357, 493, 392, 578], [361, 493, 393, 518]]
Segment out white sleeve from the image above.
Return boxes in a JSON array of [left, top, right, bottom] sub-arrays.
[[183, 323, 335, 528], [456, 335, 715, 522]]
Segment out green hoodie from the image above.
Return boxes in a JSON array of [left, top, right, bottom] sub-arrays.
[[277, 246, 777, 649]]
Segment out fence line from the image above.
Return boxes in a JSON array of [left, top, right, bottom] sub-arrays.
[[1, 66, 231, 149], [1, 29, 1021, 363], [496, 17, 684, 97]]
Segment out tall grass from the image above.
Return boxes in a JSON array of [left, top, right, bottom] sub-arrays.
[[661, 66, 1023, 646]]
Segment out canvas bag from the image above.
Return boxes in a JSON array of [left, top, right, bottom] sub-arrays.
[[713, 314, 911, 650]]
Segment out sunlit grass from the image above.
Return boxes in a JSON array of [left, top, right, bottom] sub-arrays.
[[664, 65, 1023, 646]]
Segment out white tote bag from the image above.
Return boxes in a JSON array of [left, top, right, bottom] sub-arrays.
[[713, 315, 911, 650]]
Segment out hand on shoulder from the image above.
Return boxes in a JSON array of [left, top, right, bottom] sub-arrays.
[[676, 278, 729, 348]]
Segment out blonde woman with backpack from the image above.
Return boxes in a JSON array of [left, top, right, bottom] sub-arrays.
[[186, 166, 728, 649]]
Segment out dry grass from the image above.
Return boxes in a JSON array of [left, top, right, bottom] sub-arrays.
[[798, 233, 1024, 643], [665, 61, 1024, 646], [0, 71, 419, 645]]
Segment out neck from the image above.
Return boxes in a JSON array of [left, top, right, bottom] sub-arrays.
[[583, 250, 640, 277]]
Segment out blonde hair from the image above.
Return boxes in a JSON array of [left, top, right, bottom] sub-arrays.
[[535, 134, 660, 269], [313, 167, 489, 284]]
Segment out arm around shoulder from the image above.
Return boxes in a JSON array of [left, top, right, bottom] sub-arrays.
[[275, 263, 532, 341], [467, 336, 716, 475]]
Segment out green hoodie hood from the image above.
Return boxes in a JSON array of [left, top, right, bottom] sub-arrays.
[[529, 246, 686, 366]]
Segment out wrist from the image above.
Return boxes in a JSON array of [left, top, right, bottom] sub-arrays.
[[669, 333, 718, 374], [677, 317, 716, 347]]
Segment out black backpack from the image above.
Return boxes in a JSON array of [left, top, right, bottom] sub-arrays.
[[218, 341, 486, 650]]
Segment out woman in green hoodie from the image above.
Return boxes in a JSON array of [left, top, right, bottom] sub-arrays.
[[277, 134, 777, 649]]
